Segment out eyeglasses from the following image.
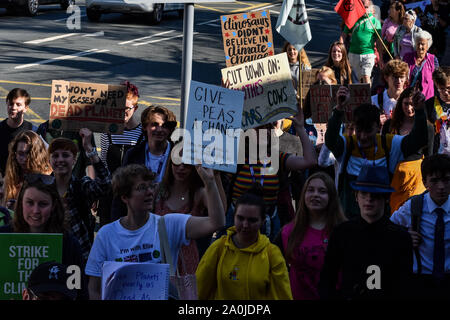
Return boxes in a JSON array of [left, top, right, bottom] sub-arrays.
[[437, 86, 450, 94], [134, 183, 156, 193], [24, 173, 55, 185], [124, 105, 137, 111]]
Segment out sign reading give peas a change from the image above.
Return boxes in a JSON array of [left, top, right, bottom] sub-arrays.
[[221, 53, 298, 130]]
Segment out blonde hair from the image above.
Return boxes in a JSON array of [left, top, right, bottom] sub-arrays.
[[317, 66, 338, 84], [3, 131, 52, 205]]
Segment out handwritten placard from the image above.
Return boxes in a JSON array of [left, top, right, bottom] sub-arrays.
[[309, 84, 371, 123], [49, 80, 127, 134], [221, 53, 298, 130], [300, 68, 319, 99], [102, 262, 170, 300], [182, 80, 244, 173], [221, 10, 274, 67], [0, 233, 63, 300]]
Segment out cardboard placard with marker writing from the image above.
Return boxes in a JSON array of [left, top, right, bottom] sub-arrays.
[[49, 80, 127, 134], [309, 84, 371, 123], [221, 10, 274, 67], [221, 53, 298, 130]]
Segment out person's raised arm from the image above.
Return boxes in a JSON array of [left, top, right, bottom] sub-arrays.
[[400, 91, 428, 158], [324, 86, 350, 160], [285, 104, 317, 171], [185, 166, 225, 239]]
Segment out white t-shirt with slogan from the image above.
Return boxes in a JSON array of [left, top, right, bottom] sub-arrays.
[[85, 213, 190, 277]]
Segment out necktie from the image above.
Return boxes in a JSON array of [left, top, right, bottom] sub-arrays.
[[433, 208, 446, 279]]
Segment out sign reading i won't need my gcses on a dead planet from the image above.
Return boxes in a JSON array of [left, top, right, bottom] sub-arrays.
[[49, 80, 128, 134]]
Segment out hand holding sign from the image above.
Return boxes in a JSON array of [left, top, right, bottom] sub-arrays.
[[196, 165, 215, 185], [336, 86, 350, 111], [79, 128, 94, 153]]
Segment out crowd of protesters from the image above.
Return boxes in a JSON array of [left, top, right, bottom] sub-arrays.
[[0, 0, 449, 301]]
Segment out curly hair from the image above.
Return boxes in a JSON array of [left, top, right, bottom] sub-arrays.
[[3, 130, 52, 206], [382, 59, 409, 80], [13, 178, 68, 233], [285, 172, 346, 263], [325, 41, 352, 84]]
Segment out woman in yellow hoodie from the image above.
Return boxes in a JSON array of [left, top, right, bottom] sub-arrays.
[[196, 185, 293, 300]]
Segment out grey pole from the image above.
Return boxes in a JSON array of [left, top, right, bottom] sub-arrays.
[[180, 3, 195, 129]]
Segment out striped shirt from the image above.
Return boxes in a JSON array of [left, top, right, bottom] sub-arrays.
[[100, 124, 143, 170], [231, 153, 290, 206]]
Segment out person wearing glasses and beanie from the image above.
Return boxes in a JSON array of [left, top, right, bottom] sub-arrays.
[[319, 165, 413, 299], [85, 164, 225, 300], [48, 130, 111, 263]]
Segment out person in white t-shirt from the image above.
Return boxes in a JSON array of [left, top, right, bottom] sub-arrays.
[[371, 59, 409, 126], [85, 164, 225, 300]]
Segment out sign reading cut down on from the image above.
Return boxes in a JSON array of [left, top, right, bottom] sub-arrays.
[[309, 84, 371, 123], [0, 233, 63, 300], [221, 53, 298, 130], [49, 80, 127, 134], [221, 10, 274, 67]]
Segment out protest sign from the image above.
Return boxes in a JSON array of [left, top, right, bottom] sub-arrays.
[[221, 10, 274, 67], [182, 80, 244, 173], [102, 262, 170, 300], [300, 68, 319, 99], [314, 123, 327, 145], [221, 53, 298, 130], [0, 233, 63, 300], [309, 84, 371, 123], [49, 80, 127, 134]]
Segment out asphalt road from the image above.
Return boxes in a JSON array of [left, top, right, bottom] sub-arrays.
[[0, 0, 341, 127]]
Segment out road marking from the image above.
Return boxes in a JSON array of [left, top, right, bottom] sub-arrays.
[[205, 23, 220, 27], [53, 14, 86, 22], [132, 33, 198, 46], [14, 48, 110, 70], [145, 95, 181, 101], [194, 4, 225, 12], [118, 30, 175, 45], [230, 2, 272, 13], [24, 33, 78, 44], [1, 96, 50, 101], [0, 80, 51, 87], [197, 18, 219, 25], [83, 31, 105, 37]]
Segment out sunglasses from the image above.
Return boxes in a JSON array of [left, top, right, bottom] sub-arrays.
[[24, 173, 55, 185]]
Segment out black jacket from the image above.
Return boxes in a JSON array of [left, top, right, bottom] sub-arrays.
[[319, 215, 413, 300]]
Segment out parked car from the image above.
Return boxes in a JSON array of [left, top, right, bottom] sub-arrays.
[[0, 0, 74, 16], [85, 0, 183, 24]]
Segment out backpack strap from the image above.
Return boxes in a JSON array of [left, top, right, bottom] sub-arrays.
[[410, 192, 426, 275]]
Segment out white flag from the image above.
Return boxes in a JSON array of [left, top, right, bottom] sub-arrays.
[[276, 0, 312, 52]]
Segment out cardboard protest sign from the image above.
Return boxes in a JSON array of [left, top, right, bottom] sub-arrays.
[[182, 80, 244, 173], [49, 80, 127, 134], [221, 10, 274, 67], [300, 68, 319, 100], [102, 262, 170, 300], [221, 53, 298, 130], [0, 233, 63, 300], [314, 123, 327, 145], [309, 84, 371, 123]]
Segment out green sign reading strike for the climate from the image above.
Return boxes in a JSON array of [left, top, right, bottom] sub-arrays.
[[0, 233, 63, 300]]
